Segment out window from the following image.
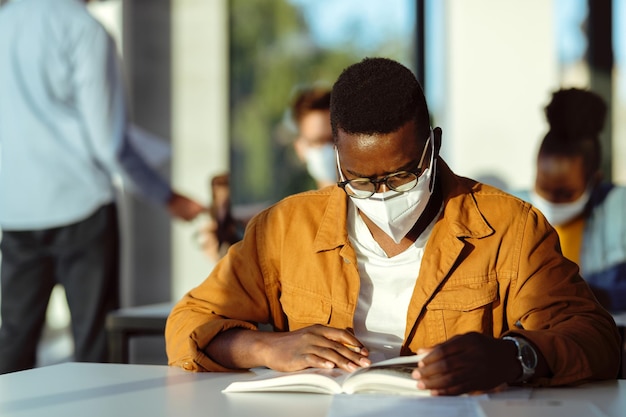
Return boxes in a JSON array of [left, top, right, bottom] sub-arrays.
[[228, 0, 416, 209]]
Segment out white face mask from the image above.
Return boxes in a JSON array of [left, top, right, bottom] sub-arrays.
[[529, 189, 590, 226], [304, 143, 337, 184], [343, 134, 436, 244]]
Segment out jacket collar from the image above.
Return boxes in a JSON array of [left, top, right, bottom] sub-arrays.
[[312, 186, 351, 253], [437, 159, 495, 240]]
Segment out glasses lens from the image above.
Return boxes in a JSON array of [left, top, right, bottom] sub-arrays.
[[345, 179, 375, 198], [386, 172, 418, 192]]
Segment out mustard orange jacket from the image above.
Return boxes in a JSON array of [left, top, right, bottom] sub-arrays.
[[166, 161, 620, 385]]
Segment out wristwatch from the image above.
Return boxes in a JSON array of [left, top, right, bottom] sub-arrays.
[[503, 335, 538, 383]]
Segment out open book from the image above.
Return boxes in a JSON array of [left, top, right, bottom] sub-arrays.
[[222, 354, 430, 395]]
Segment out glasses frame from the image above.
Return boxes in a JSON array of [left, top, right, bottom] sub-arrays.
[[336, 135, 432, 199]]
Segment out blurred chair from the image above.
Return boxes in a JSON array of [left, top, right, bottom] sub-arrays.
[[106, 302, 172, 364]]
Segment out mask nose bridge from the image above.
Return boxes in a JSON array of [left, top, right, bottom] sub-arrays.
[[376, 181, 390, 193]]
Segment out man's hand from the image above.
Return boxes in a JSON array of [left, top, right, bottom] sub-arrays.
[[206, 325, 371, 372], [196, 216, 222, 262], [260, 325, 371, 372], [166, 192, 206, 221], [411, 332, 521, 396]]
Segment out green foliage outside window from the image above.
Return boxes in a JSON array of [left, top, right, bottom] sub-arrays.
[[229, 0, 414, 207]]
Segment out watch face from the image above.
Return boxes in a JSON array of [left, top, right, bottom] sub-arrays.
[[520, 343, 537, 369]]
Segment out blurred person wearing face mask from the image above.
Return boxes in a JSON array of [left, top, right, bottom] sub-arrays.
[[291, 87, 336, 189], [198, 87, 336, 262], [519, 88, 626, 311]]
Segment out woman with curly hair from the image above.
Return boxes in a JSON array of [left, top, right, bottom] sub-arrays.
[[525, 88, 626, 311]]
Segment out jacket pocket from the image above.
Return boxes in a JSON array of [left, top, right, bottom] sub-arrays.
[[424, 276, 498, 341], [427, 277, 498, 311], [280, 286, 332, 330]]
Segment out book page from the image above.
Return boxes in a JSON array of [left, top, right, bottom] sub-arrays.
[[342, 364, 426, 395], [363, 354, 426, 368], [222, 354, 427, 395], [342, 353, 428, 395], [222, 367, 348, 394]]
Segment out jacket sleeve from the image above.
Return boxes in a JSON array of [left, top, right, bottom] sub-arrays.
[[506, 204, 621, 385], [165, 210, 277, 372]]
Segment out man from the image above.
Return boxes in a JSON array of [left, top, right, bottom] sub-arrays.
[[166, 58, 620, 395], [519, 88, 625, 311], [0, 0, 205, 374]]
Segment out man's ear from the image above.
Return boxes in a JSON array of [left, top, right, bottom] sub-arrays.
[[432, 127, 442, 155]]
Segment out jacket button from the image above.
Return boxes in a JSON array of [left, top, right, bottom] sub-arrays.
[[343, 258, 351, 264], [182, 362, 193, 370]]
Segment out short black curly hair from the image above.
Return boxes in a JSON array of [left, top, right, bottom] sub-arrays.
[[539, 88, 606, 179], [330, 57, 430, 141]]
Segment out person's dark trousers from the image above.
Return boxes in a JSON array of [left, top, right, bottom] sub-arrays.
[[0, 203, 119, 374]]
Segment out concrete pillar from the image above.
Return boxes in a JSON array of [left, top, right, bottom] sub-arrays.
[[170, 0, 229, 300], [109, 0, 229, 305]]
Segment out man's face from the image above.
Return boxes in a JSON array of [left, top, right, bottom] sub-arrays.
[[335, 119, 427, 193], [293, 110, 333, 163], [534, 154, 587, 203]]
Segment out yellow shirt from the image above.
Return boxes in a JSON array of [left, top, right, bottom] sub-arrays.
[[554, 216, 585, 266]]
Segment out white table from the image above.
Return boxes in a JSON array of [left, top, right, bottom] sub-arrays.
[[0, 363, 624, 417]]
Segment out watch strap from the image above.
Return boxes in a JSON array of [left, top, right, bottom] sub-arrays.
[[503, 335, 537, 383]]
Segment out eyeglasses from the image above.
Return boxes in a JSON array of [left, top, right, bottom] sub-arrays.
[[336, 136, 431, 199]]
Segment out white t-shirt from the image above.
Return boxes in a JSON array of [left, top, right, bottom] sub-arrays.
[[347, 200, 440, 363]]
